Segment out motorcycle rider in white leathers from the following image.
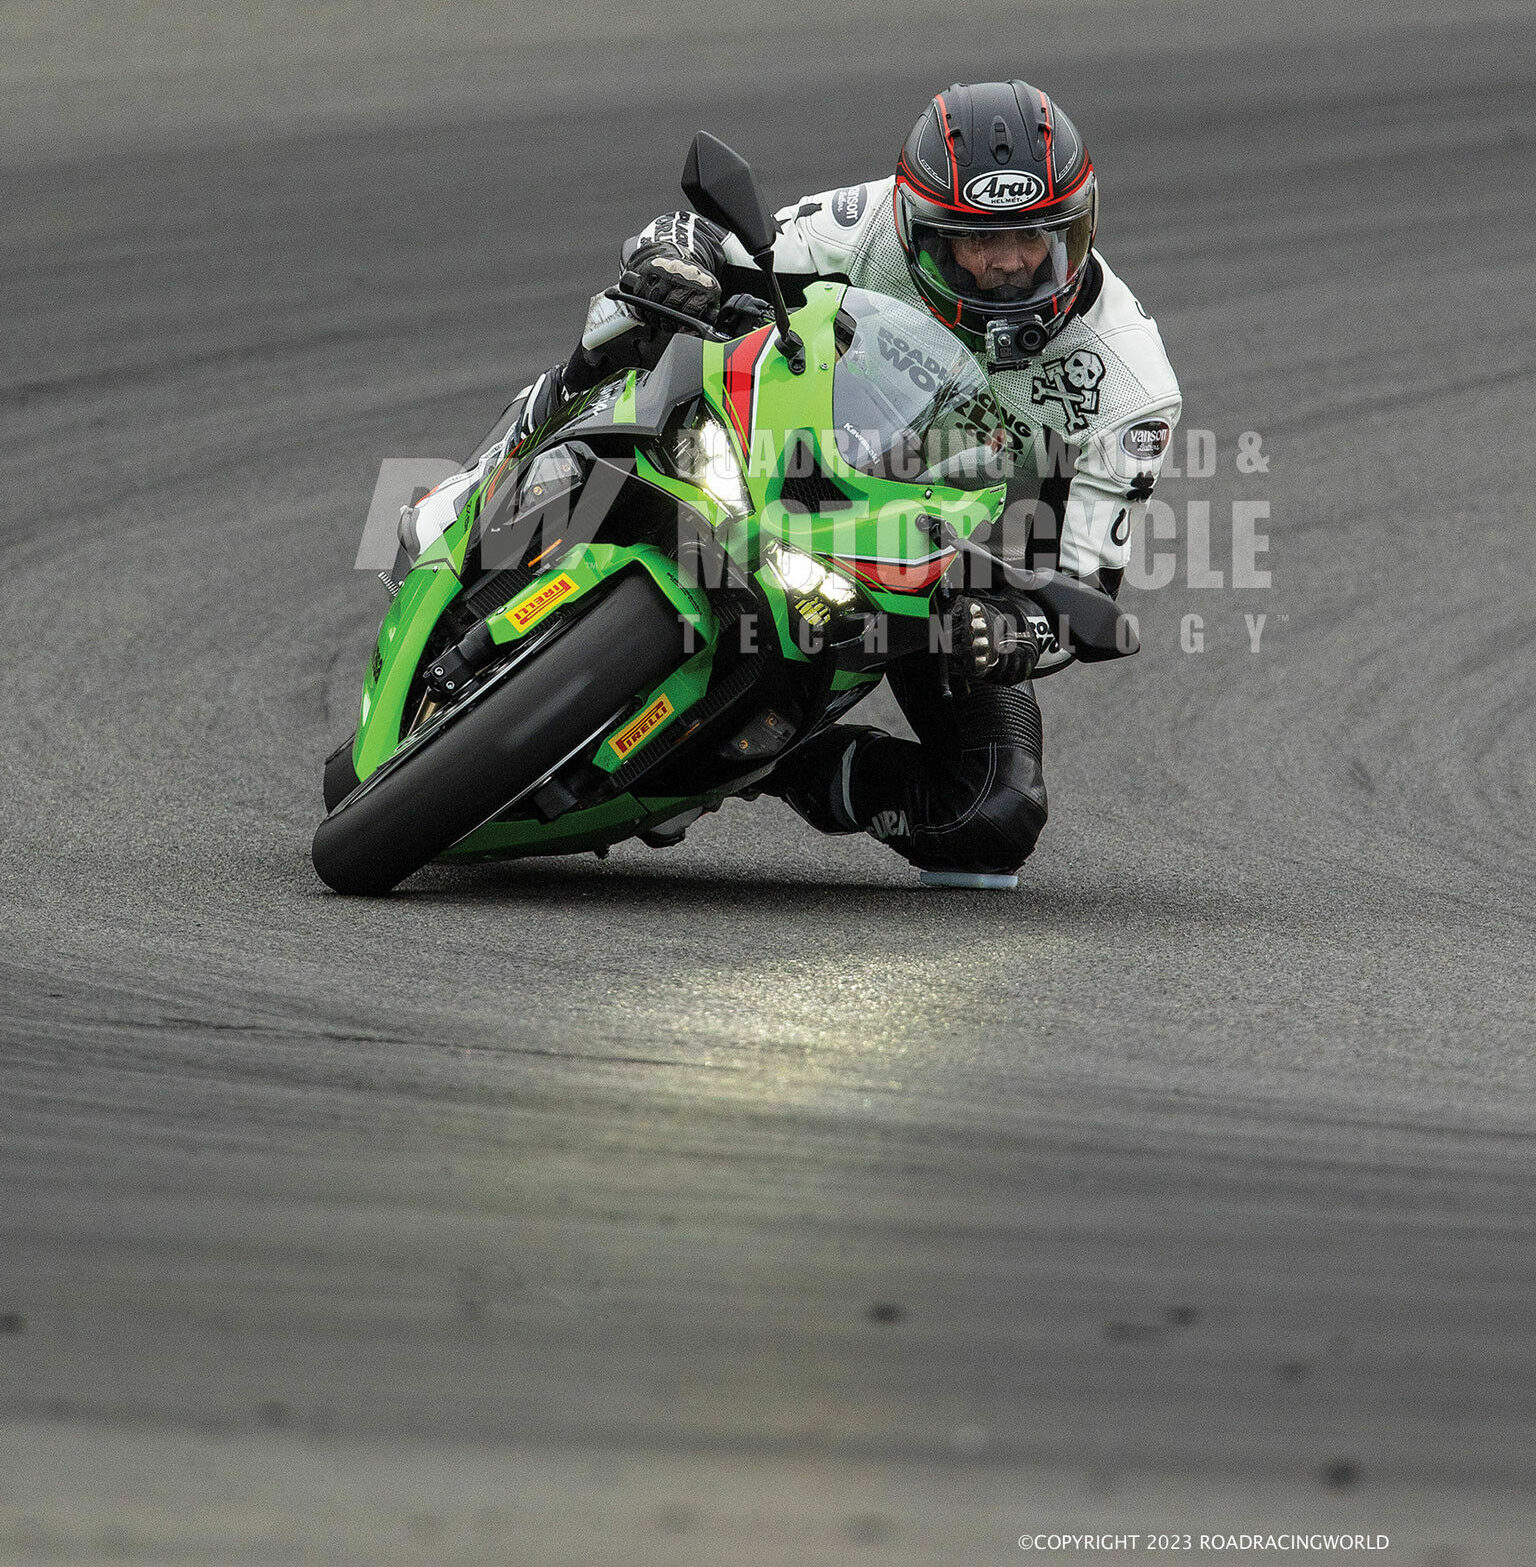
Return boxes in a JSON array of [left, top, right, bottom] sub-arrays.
[[438, 82, 1182, 883]]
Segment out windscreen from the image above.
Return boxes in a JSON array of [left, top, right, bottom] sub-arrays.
[[831, 289, 1010, 490]]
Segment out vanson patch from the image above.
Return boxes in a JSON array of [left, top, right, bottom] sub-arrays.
[[506, 572, 578, 631], [1120, 419, 1171, 461], [831, 185, 868, 227], [610, 693, 674, 758]]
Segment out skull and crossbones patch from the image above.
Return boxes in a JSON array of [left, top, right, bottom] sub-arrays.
[[1029, 349, 1106, 435]]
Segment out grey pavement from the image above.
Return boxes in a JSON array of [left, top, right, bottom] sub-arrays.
[[1, 2, 1534, 1561]]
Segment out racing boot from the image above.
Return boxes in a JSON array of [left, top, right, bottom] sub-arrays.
[[761, 725, 885, 835]]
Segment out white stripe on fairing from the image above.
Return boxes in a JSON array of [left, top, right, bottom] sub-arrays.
[[747, 331, 773, 439]]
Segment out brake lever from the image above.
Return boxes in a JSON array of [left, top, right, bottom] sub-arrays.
[[928, 517, 1049, 594], [604, 287, 732, 344]]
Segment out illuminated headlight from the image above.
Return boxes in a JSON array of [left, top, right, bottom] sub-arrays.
[[765, 541, 858, 605], [672, 415, 750, 517]]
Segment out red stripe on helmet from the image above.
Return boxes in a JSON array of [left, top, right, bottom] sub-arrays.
[[896, 164, 1088, 220], [1054, 159, 1093, 202], [937, 94, 960, 195], [896, 154, 946, 204]]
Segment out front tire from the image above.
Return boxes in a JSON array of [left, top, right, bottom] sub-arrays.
[[311, 572, 684, 894]]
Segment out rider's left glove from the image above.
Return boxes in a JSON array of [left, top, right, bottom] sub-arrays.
[[951, 595, 1040, 685]]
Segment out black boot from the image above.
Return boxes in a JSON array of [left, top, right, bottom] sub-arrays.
[[762, 726, 884, 835], [507, 363, 571, 449]]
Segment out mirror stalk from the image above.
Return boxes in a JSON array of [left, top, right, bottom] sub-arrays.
[[753, 252, 805, 374]]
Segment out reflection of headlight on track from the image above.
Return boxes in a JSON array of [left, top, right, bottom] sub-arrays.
[[672, 415, 750, 517], [765, 541, 858, 605]]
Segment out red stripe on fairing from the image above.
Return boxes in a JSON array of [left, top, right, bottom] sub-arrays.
[[722, 325, 773, 449], [833, 550, 956, 594]]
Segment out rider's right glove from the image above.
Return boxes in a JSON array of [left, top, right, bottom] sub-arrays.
[[951, 595, 1040, 685], [620, 241, 723, 325]]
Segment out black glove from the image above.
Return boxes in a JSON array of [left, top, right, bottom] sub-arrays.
[[619, 242, 723, 326], [950, 595, 1040, 685], [716, 293, 776, 335]]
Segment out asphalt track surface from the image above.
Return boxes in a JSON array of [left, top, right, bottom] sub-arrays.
[[3, 3, 1536, 1563]]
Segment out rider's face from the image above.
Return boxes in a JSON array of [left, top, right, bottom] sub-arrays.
[[950, 229, 1052, 291]]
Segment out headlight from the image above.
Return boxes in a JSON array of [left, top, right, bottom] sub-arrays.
[[764, 541, 858, 605], [672, 414, 750, 517]]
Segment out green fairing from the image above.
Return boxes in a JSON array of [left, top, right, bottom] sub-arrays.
[[447, 792, 724, 859], [591, 641, 717, 774], [485, 542, 715, 646], [336, 277, 1015, 864], [355, 563, 461, 778]]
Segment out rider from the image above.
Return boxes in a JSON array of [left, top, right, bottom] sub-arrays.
[[508, 81, 1182, 886]]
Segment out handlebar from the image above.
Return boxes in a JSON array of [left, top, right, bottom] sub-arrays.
[[603, 287, 733, 344]]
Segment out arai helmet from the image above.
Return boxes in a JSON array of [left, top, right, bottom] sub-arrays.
[[895, 80, 1098, 354]]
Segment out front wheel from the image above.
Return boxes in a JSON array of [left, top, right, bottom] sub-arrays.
[[311, 572, 685, 894]]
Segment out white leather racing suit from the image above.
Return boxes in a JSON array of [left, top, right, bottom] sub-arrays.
[[635, 179, 1183, 871]]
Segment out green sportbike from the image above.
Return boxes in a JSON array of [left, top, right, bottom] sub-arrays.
[[311, 135, 1136, 895]]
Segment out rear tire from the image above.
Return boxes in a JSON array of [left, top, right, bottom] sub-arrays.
[[311, 573, 684, 895]]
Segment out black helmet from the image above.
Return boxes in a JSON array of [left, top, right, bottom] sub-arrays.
[[895, 81, 1098, 354]]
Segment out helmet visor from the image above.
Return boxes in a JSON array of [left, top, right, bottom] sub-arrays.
[[911, 212, 1093, 311]]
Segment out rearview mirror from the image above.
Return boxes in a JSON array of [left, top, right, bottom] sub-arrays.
[[682, 132, 777, 259], [1028, 574, 1141, 661]]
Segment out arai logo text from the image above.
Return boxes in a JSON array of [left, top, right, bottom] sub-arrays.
[[963, 171, 1046, 210]]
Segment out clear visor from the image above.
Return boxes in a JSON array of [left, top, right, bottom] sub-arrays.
[[911, 212, 1093, 309]]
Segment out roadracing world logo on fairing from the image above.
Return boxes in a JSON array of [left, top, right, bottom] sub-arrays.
[[876, 325, 948, 391]]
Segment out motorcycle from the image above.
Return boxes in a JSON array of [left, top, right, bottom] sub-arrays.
[[311, 134, 1136, 894]]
